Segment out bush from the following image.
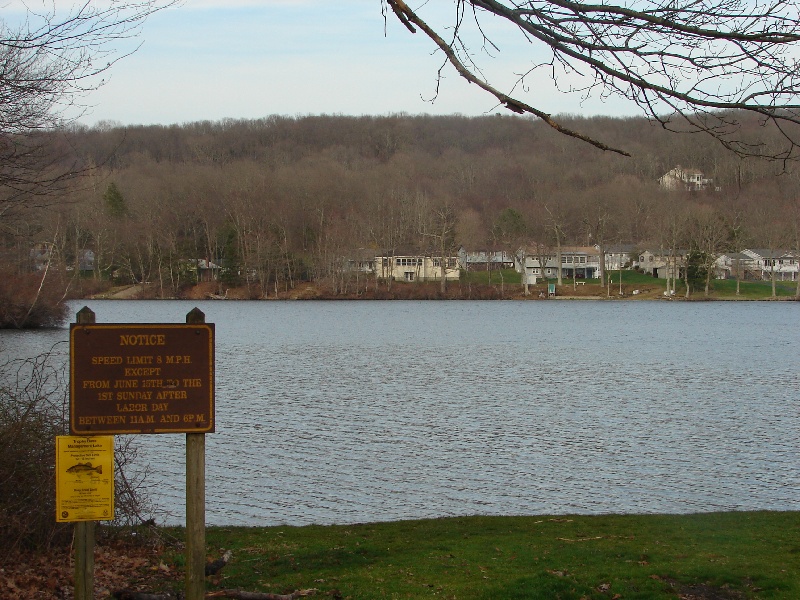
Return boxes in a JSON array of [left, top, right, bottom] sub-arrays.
[[0, 348, 153, 560], [0, 270, 69, 328]]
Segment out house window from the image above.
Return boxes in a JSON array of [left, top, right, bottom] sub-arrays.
[[579, 257, 586, 263], [567, 256, 574, 263], [405, 272, 415, 281]]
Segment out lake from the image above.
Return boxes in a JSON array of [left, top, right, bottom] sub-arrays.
[[2, 299, 798, 525]]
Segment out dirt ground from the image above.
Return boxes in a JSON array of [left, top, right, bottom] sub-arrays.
[[1, 541, 181, 599]]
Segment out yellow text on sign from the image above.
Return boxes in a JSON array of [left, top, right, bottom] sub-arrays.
[[55, 436, 115, 523]]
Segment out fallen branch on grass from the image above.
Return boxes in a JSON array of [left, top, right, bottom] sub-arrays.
[[113, 593, 176, 600]]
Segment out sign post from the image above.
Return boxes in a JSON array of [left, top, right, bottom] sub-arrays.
[[68, 306, 215, 600], [72, 307, 96, 600], [185, 307, 207, 600]]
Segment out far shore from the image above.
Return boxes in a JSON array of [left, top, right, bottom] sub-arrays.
[[83, 280, 798, 302]]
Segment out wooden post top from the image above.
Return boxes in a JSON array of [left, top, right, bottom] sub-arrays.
[[186, 307, 205, 324], [76, 307, 96, 325]]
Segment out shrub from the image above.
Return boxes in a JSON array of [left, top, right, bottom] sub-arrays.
[[0, 271, 69, 328], [0, 348, 152, 560]]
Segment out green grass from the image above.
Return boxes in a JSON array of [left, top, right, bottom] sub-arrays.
[[461, 268, 521, 285], [161, 512, 800, 599], [461, 268, 798, 299]]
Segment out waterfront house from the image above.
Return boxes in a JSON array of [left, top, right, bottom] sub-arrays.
[[520, 245, 601, 284], [638, 249, 686, 279], [458, 247, 516, 271], [375, 253, 460, 282], [742, 249, 799, 282], [715, 252, 755, 280], [603, 244, 637, 271]]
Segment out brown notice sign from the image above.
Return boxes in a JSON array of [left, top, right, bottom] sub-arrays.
[[70, 324, 215, 434]]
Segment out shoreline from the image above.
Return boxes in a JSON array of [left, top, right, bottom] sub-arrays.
[[85, 281, 797, 302]]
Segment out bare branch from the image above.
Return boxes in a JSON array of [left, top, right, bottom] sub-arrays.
[[387, 0, 800, 159]]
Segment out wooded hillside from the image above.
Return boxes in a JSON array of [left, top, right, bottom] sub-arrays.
[[4, 112, 799, 305]]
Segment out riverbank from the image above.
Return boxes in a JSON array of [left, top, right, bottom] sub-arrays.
[[6, 512, 797, 599]]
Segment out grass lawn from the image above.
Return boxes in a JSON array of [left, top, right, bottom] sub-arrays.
[[158, 512, 800, 599], [461, 268, 798, 300], [461, 268, 522, 285]]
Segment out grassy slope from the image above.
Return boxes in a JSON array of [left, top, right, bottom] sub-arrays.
[[182, 512, 800, 599], [461, 269, 797, 299]]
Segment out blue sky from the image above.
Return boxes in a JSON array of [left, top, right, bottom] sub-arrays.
[[14, 1, 638, 126]]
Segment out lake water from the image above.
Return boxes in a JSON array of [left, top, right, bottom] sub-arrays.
[[2, 299, 798, 525]]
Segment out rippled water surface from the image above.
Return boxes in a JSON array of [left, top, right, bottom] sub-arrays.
[[3, 300, 798, 525]]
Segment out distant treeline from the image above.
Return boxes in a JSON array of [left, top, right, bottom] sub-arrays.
[[3, 113, 799, 306]]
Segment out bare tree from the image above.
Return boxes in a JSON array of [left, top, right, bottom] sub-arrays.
[[0, 1, 175, 216], [385, 0, 800, 159], [687, 205, 731, 297]]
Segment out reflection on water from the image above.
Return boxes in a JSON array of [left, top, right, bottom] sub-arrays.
[[2, 300, 798, 525]]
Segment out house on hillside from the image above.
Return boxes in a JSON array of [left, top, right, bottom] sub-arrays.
[[520, 246, 600, 284], [658, 166, 716, 191], [375, 253, 460, 282], [742, 249, 798, 281]]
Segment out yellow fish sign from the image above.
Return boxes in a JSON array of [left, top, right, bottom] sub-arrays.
[[56, 436, 114, 522]]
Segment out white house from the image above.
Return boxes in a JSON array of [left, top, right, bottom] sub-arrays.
[[520, 246, 600, 284], [742, 249, 798, 281], [638, 249, 686, 279], [658, 166, 716, 191], [603, 244, 636, 271], [457, 247, 515, 271], [714, 252, 755, 280], [376, 254, 460, 282]]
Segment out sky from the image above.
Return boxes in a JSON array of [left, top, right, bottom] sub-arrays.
[[10, 1, 639, 127]]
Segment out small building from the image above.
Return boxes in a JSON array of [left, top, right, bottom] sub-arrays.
[[715, 252, 755, 280], [77, 249, 95, 272], [345, 249, 377, 273], [638, 249, 686, 279], [603, 244, 636, 271], [181, 258, 222, 282]]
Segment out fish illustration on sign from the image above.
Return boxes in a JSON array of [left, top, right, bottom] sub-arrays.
[[66, 462, 102, 475]]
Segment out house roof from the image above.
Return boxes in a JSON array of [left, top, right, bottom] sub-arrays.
[[718, 252, 752, 261], [746, 248, 793, 259]]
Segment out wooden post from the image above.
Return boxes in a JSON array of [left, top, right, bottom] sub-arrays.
[[74, 307, 96, 600], [185, 307, 206, 600]]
